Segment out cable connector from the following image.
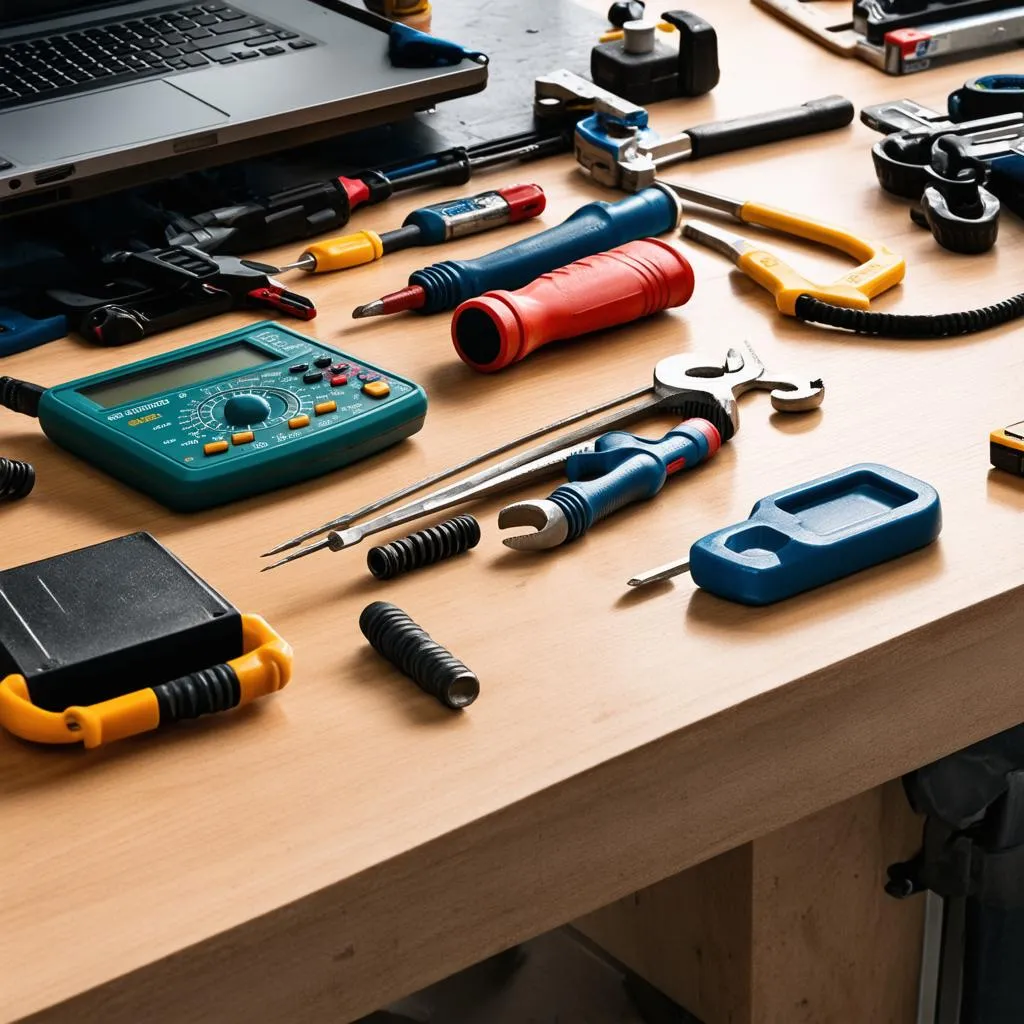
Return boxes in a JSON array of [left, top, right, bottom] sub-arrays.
[[0, 376, 45, 418]]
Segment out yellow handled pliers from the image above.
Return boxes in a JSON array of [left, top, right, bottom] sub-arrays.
[[660, 181, 906, 315]]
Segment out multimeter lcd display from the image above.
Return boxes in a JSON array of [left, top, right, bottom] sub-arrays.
[[78, 342, 275, 409]]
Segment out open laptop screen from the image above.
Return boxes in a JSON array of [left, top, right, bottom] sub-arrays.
[[0, 2, 122, 26]]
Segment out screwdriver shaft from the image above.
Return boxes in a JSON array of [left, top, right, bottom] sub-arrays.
[[628, 557, 692, 587]]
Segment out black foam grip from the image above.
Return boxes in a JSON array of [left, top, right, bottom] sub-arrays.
[[687, 95, 854, 160], [153, 664, 241, 723]]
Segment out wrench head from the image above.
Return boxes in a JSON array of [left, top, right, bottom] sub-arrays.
[[498, 499, 570, 551], [652, 344, 824, 438], [652, 347, 759, 440]]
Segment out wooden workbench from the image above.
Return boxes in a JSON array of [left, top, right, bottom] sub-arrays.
[[4, 3, 1024, 1021]]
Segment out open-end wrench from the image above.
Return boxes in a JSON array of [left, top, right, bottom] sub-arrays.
[[262, 344, 823, 568], [497, 347, 824, 552]]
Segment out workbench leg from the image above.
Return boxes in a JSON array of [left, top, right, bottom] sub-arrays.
[[572, 781, 925, 1024]]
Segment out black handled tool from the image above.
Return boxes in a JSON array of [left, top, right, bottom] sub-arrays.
[[576, 95, 855, 190]]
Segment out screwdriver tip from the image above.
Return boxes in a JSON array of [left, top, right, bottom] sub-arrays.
[[352, 299, 385, 319]]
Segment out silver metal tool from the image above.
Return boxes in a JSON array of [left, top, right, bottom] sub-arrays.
[[496, 351, 823, 552], [575, 97, 854, 191], [628, 556, 693, 587], [262, 344, 824, 569], [752, 0, 1024, 75], [533, 68, 644, 127]]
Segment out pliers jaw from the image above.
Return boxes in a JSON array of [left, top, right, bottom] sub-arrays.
[[245, 282, 317, 320]]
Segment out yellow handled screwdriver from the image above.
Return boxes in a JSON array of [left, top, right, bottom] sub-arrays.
[[276, 184, 547, 273]]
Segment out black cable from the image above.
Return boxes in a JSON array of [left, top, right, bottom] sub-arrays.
[[795, 290, 1024, 339], [0, 376, 45, 418], [0, 458, 34, 501]]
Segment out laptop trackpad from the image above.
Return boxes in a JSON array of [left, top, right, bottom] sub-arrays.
[[1, 82, 227, 164]]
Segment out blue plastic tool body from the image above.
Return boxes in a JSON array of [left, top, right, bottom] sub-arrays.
[[37, 321, 427, 511], [388, 24, 487, 68], [0, 307, 67, 356], [689, 464, 941, 606], [408, 186, 679, 313], [548, 420, 716, 543]]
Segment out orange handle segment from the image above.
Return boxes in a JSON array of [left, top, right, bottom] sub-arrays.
[[450, 238, 695, 373], [303, 230, 384, 272]]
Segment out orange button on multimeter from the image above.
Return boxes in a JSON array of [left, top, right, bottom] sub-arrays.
[[0, 533, 292, 749]]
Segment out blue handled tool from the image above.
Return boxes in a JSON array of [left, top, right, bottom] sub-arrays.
[[351, 184, 682, 317], [498, 418, 721, 550], [628, 464, 941, 604], [0, 307, 67, 356]]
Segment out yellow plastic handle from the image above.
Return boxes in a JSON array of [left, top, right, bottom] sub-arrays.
[[304, 230, 384, 272], [0, 615, 293, 749], [738, 201, 906, 313]]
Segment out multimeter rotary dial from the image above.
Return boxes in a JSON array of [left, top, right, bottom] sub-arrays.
[[196, 388, 300, 431], [223, 393, 273, 426]]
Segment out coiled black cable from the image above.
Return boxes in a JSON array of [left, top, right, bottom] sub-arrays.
[[795, 291, 1024, 339], [366, 514, 481, 580], [0, 458, 35, 501], [359, 601, 479, 710]]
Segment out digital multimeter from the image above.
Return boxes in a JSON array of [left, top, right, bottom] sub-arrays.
[[35, 321, 428, 511]]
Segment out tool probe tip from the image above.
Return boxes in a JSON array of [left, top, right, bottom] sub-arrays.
[[260, 537, 332, 570]]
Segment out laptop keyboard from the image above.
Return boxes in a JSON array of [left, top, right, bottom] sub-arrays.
[[0, 3, 318, 111]]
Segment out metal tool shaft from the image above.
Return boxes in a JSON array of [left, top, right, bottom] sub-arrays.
[[263, 384, 651, 555], [628, 557, 692, 587]]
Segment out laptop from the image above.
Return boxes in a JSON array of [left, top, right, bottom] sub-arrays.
[[0, 0, 488, 213]]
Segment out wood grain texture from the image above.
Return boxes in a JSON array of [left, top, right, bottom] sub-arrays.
[[575, 845, 755, 1023], [4, 1, 1024, 1020], [575, 783, 924, 1024]]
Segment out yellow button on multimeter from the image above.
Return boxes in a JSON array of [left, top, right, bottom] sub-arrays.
[[0, 533, 292, 749], [5, 322, 427, 512]]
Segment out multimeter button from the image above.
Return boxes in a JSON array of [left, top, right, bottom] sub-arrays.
[[330, 362, 348, 374], [313, 355, 332, 368], [314, 401, 337, 416], [356, 372, 368, 381], [289, 363, 309, 373], [232, 431, 255, 445], [330, 374, 348, 387], [288, 414, 310, 429], [223, 393, 272, 426], [204, 440, 230, 456], [302, 371, 323, 384], [362, 381, 390, 399]]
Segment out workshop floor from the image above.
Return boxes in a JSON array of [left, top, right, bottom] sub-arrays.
[[365, 929, 700, 1024]]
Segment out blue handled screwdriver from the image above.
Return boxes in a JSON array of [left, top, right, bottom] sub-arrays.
[[351, 184, 682, 317], [497, 418, 721, 550]]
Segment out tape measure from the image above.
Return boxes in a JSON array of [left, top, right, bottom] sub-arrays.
[[34, 321, 427, 510]]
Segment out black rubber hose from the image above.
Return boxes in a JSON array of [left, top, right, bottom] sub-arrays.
[[795, 291, 1024, 339]]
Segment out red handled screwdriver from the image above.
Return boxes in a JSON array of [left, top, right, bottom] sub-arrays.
[[450, 237, 695, 373]]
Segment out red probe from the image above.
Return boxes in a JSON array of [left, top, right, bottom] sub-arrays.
[[450, 237, 695, 373]]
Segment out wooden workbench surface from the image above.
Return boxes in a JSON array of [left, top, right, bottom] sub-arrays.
[[4, 3, 1024, 1020]]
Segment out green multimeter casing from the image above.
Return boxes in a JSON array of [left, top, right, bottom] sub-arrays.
[[37, 321, 428, 511]]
